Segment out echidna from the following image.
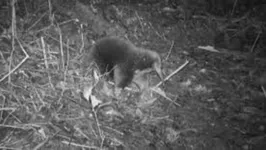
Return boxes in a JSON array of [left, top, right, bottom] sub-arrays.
[[82, 37, 163, 89]]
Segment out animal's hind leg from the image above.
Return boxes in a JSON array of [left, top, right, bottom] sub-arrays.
[[113, 64, 134, 96], [112, 65, 125, 96], [113, 65, 130, 89]]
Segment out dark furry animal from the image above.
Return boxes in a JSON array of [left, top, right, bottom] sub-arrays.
[[82, 37, 163, 89]]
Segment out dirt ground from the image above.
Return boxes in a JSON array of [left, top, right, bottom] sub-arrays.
[[0, 0, 266, 150]]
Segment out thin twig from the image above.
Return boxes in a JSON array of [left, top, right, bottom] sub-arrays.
[[8, 46, 14, 84], [0, 94, 5, 120], [100, 135, 105, 150], [23, 0, 29, 16], [9, 0, 17, 84], [156, 60, 189, 87], [26, 12, 48, 32], [0, 146, 18, 150], [165, 40, 174, 61], [40, 37, 54, 89], [41, 37, 48, 68], [0, 124, 30, 129], [32, 138, 49, 150], [59, 27, 64, 70], [65, 39, 70, 79], [79, 24, 85, 53], [48, 0, 53, 23], [231, 0, 238, 16], [2, 108, 19, 125], [57, 39, 69, 104], [93, 109, 105, 142], [250, 32, 261, 53], [59, 19, 78, 26], [151, 88, 181, 106], [75, 126, 91, 140], [44, 34, 76, 51], [0, 107, 16, 111], [148, 22, 167, 41], [61, 141, 99, 149], [135, 12, 144, 32], [34, 87, 47, 110], [262, 86, 266, 99], [102, 125, 124, 136]]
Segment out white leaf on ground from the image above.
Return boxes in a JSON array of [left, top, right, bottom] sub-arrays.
[[91, 95, 102, 108], [83, 85, 93, 101], [93, 69, 100, 82], [152, 86, 166, 97], [37, 127, 46, 139], [198, 45, 220, 53], [55, 81, 67, 90], [105, 109, 123, 118]]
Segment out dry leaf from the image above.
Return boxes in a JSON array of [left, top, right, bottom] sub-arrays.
[[198, 45, 220, 53], [55, 81, 67, 90], [93, 69, 100, 82], [103, 81, 114, 97], [105, 109, 123, 118], [90, 95, 102, 108], [83, 85, 93, 101], [152, 86, 166, 97], [137, 98, 157, 108], [37, 127, 46, 139]]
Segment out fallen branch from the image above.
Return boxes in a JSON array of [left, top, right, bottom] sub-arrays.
[[156, 60, 189, 87], [0, 39, 29, 83]]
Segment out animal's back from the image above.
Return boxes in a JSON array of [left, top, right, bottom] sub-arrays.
[[92, 37, 136, 65]]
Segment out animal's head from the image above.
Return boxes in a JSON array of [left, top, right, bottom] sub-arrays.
[[141, 49, 163, 81], [151, 51, 163, 80]]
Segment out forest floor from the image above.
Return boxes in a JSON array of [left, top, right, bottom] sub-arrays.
[[0, 0, 266, 150]]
